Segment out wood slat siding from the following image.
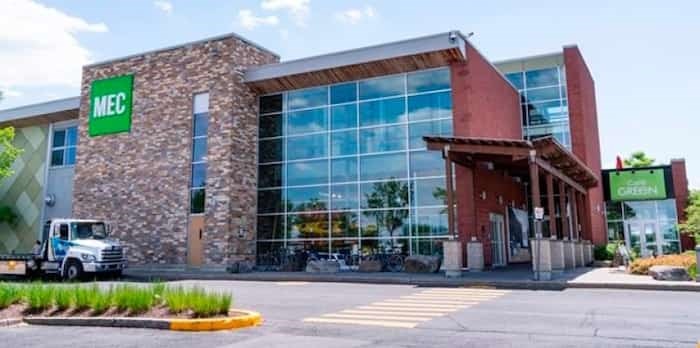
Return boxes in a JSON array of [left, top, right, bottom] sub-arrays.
[[0, 109, 78, 128], [246, 48, 464, 94]]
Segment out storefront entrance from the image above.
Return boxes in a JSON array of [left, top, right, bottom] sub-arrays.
[[625, 221, 659, 257], [490, 213, 506, 267]]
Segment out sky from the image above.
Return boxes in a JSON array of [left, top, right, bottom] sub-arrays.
[[1, 0, 699, 188]]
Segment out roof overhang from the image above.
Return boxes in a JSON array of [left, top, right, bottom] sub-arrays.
[[245, 31, 467, 94], [423, 135, 599, 191], [0, 96, 80, 128]]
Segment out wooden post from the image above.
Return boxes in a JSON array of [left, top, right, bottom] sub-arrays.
[[558, 180, 569, 240], [444, 147, 455, 239], [570, 188, 579, 240], [546, 174, 556, 239]]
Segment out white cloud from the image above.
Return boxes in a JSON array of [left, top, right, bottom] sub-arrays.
[[0, 0, 108, 90], [153, 0, 173, 15], [334, 5, 377, 25], [237, 9, 279, 30], [261, 0, 310, 27]]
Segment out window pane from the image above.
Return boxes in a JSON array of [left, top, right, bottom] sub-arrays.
[[331, 83, 357, 104], [256, 241, 284, 265], [505, 72, 524, 90], [360, 125, 407, 154], [287, 159, 328, 186], [360, 152, 407, 181], [193, 113, 209, 137], [413, 207, 448, 237], [331, 130, 357, 157], [259, 138, 284, 163], [360, 210, 410, 238], [288, 86, 328, 110], [525, 100, 567, 125], [257, 215, 285, 240], [412, 178, 446, 207], [65, 147, 76, 166], [287, 213, 329, 239], [359, 97, 405, 127], [359, 75, 404, 100], [361, 180, 409, 209], [657, 199, 678, 220], [331, 157, 357, 183], [191, 163, 207, 188], [330, 212, 359, 238], [51, 150, 64, 166], [192, 137, 207, 162], [258, 189, 284, 213], [407, 91, 452, 121], [259, 114, 283, 138], [409, 150, 444, 177], [526, 86, 560, 102], [287, 186, 328, 212], [606, 202, 623, 221], [190, 188, 205, 214], [258, 164, 283, 188], [409, 120, 452, 149], [52, 130, 66, 148], [331, 184, 358, 211], [411, 238, 444, 256], [288, 108, 328, 135], [607, 221, 624, 241], [66, 127, 77, 146], [407, 69, 450, 93], [287, 133, 327, 160], [331, 104, 357, 130], [525, 68, 559, 88], [260, 94, 283, 114]]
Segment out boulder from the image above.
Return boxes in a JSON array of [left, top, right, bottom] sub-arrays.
[[305, 260, 340, 273], [227, 260, 254, 273], [404, 255, 441, 273], [358, 260, 383, 272], [648, 265, 691, 281]]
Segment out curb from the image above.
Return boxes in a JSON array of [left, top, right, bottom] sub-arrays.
[[21, 310, 262, 332], [0, 318, 23, 327]]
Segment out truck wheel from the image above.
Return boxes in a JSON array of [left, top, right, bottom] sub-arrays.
[[64, 260, 83, 281]]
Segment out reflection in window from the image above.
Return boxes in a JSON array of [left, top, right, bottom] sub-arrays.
[[257, 215, 284, 240], [413, 207, 448, 237], [331, 104, 357, 130], [360, 210, 410, 238], [409, 150, 444, 178], [359, 75, 404, 100], [331, 157, 357, 183], [407, 91, 452, 121], [361, 180, 409, 209], [287, 160, 328, 186], [190, 93, 208, 214], [505, 72, 524, 90], [409, 120, 452, 149], [331, 83, 357, 104], [360, 153, 407, 181], [287, 134, 327, 160], [331, 130, 357, 157], [287, 186, 328, 212], [331, 184, 358, 211], [287, 213, 329, 239], [359, 125, 407, 154], [50, 126, 78, 167], [331, 212, 359, 238], [288, 86, 328, 110], [525, 68, 559, 88], [288, 108, 328, 135], [407, 69, 450, 93], [411, 178, 446, 207], [359, 97, 406, 127]]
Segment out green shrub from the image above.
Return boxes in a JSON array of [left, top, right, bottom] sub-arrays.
[[53, 286, 73, 311], [90, 286, 113, 315], [688, 262, 697, 280], [152, 282, 166, 305], [163, 286, 187, 314], [0, 283, 23, 309], [25, 283, 53, 312], [112, 284, 154, 314], [72, 285, 94, 310], [594, 243, 619, 261], [217, 293, 232, 315]]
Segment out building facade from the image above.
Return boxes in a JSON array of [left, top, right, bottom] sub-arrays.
[[0, 30, 690, 270]]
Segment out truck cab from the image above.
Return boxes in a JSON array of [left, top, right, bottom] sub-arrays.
[[42, 219, 127, 280]]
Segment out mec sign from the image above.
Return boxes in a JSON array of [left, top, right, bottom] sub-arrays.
[[89, 75, 133, 136]]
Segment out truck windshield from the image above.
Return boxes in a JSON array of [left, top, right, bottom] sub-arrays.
[[71, 223, 107, 240]]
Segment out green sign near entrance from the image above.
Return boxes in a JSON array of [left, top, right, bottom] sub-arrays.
[[89, 74, 133, 136], [609, 170, 666, 201]]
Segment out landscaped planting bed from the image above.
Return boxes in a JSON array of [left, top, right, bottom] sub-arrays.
[[0, 282, 234, 320]]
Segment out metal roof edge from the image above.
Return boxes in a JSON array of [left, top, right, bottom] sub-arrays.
[[0, 96, 80, 123]]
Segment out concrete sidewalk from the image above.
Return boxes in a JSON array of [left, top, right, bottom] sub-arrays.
[[123, 265, 700, 292]]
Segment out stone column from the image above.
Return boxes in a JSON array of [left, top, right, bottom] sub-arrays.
[[563, 239, 575, 270], [583, 240, 593, 266], [575, 241, 584, 267], [442, 240, 463, 277], [531, 238, 552, 280], [467, 240, 484, 272], [550, 239, 565, 274]]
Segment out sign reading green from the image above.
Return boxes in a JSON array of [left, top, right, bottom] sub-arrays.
[[609, 170, 666, 201], [89, 74, 133, 136]]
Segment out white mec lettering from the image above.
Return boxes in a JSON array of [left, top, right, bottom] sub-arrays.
[[93, 92, 127, 118]]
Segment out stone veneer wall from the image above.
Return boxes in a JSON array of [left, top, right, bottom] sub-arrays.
[[0, 125, 48, 253], [73, 36, 278, 265]]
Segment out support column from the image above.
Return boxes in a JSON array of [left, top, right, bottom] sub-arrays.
[[443, 148, 464, 276], [570, 188, 579, 241], [546, 175, 564, 274], [529, 152, 551, 280], [546, 174, 556, 239], [444, 148, 455, 238], [558, 180, 569, 240]]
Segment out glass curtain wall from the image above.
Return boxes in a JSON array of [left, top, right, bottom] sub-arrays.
[[257, 68, 453, 264], [504, 66, 571, 149]]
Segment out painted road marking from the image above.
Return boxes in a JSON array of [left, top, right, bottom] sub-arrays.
[[303, 287, 509, 328], [275, 281, 309, 286]]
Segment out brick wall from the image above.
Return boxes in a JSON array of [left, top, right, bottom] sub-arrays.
[[73, 36, 277, 265], [564, 46, 606, 245], [671, 159, 693, 250]]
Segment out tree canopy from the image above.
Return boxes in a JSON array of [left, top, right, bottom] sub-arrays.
[[679, 189, 700, 245], [0, 127, 22, 180], [623, 151, 655, 168]]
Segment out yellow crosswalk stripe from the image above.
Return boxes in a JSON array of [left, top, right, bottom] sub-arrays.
[[422, 289, 509, 295], [356, 305, 459, 313], [322, 313, 432, 322], [397, 297, 481, 304], [340, 309, 446, 317], [404, 295, 498, 301], [303, 317, 417, 328], [372, 301, 470, 309]]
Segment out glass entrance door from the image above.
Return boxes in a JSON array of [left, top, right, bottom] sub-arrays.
[[625, 221, 660, 257], [490, 213, 506, 267]]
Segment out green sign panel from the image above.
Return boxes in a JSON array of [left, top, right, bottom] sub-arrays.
[[89, 74, 133, 136], [609, 170, 666, 201]]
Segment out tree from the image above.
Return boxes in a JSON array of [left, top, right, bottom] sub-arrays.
[[362, 180, 409, 250], [679, 190, 700, 245], [623, 151, 655, 168], [0, 126, 22, 224]]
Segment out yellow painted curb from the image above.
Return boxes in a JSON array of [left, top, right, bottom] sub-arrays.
[[169, 309, 263, 331]]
